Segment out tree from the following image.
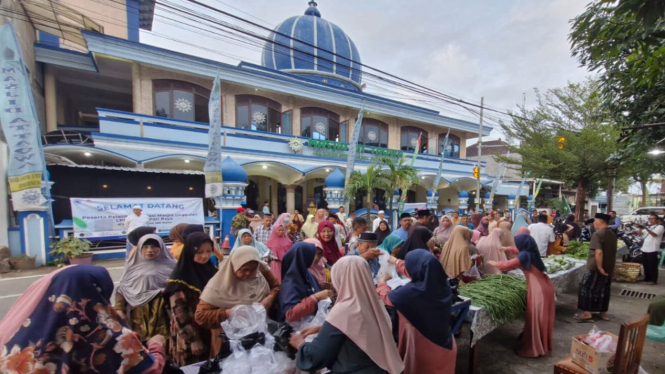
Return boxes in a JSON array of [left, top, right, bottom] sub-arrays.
[[344, 162, 389, 222], [379, 156, 419, 215], [570, 1, 665, 159], [499, 80, 619, 222]]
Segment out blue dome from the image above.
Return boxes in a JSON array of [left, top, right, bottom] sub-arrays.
[[427, 189, 438, 197], [261, 1, 362, 91], [484, 192, 491, 199], [527, 194, 534, 201], [394, 189, 400, 195], [325, 167, 345, 188], [221, 156, 247, 183], [508, 194, 516, 200], [458, 190, 469, 198]]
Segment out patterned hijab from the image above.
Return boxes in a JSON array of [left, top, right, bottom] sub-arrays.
[[0, 265, 157, 373], [116, 234, 176, 307], [232, 228, 270, 257], [164, 232, 218, 296]]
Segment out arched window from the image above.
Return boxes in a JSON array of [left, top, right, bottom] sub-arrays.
[[400, 126, 428, 153], [236, 95, 283, 133], [301, 107, 340, 141], [439, 133, 461, 158], [153, 80, 210, 122], [359, 118, 389, 148]]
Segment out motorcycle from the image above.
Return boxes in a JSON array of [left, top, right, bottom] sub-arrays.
[[619, 223, 644, 263]]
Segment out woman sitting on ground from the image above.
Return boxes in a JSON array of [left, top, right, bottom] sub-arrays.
[[0, 265, 167, 373], [195, 246, 280, 358], [279, 242, 333, 323], [115, 234, 176, 344], [289, 256, 405, 374], [378, 249, 456, 374], [163, 232, 218, 366]]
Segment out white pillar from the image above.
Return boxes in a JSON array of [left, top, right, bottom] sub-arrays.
[[286, 185, 296, 213], [271, 180, 278, 214]]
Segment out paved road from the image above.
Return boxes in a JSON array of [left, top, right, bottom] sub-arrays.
[[0, 260, 126, 319]]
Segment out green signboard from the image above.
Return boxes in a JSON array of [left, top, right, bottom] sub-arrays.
[[307, 139, 403, 161]]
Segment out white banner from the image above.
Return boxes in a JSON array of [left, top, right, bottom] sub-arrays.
[[70, 197, 204, 238]]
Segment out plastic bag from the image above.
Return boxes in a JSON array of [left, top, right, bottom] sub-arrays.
[[462, 265, 481, 283], [583, 325, 617, 353], [221, 303, 267, 340], [377, 252, 394, 279], [289, 298, 332, 331]]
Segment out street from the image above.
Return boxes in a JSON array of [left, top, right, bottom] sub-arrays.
[[0, 260, 126, 319]]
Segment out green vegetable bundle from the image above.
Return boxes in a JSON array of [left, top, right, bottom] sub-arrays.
[[459, 275, 528, 324], [564, 241, 589, 260]]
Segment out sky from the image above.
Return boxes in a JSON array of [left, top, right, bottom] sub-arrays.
[[141, 0, 592, 139]]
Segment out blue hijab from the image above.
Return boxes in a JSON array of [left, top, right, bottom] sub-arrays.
[[1, 265, 155, 373], [388, 249, 453, 349], [514, 234, 546, 272], [278, 242, 321, 321], [511, 213, 529, 235]]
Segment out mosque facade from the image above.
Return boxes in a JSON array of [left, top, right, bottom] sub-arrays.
[[1, 1, 525, 262]]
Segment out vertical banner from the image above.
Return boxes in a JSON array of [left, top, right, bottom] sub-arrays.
[[529, 178, 543, 211], [488, 151, 509, 208], [514, 176, 527, 209], [399, 132, 422, 214], [204, 71, 223, 198], [0, 23, 47, 211], [343, 104, 365, 210], [431, 129, 450, 195]]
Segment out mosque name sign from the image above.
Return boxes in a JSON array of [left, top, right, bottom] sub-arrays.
[[307, 139, 403, 161]]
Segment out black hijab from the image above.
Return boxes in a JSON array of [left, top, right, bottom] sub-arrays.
[[396, 225, 433, 260], [182, 224, 205, 239], [564, 214, 581, 240], [374, 220, 392, 246], [164, 231, 217, 296], [514, 234, 546, 272], [127, 226, 156, 246]]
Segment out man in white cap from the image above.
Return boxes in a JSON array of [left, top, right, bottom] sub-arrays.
[[372, 210, 389, 231], [124, 205, 149, 252]]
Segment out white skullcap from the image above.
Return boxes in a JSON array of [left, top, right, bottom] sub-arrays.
[[378, 210, 385, 214], [132, 205, 142, 210]]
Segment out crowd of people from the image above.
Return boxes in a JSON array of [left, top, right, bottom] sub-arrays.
[[0, 204, 645, 374]]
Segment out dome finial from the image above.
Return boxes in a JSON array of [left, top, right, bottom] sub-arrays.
[[305, 1, 321, 17]]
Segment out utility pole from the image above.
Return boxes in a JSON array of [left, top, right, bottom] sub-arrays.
[[476, 97, 484, 211]]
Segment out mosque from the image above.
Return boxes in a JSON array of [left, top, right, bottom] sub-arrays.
[[1, 0, 525, 263]]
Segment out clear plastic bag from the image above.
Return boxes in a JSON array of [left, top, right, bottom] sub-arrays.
[[583, 325, 617, 353], [221, 303, 267, 340], [462, 265, 481, 283], [377, 252, 394, 279], [289, 298, 332, 331]]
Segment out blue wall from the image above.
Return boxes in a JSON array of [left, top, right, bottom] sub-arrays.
[[126, 0, 140, 42]]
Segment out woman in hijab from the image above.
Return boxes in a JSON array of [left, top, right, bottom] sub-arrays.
[[378, 249, 456, 374], [290, 256, 405, 374], [318, 220, 343, 266], [395, 225, 433, 260], [377, 234, 404, 255], [163, 232, 217, 366], [0, 265, 167, 373], [439, 226, 473, 279], [127, 226, 156, 257], [487, 235, 555, 358], [288, 222, 303, 244], [498, 221, 516, 259], [169, 223, 188, 259], [195, 246, 280, 357], [314, 208, 327, 224], [301, 215, 319, 239], [180, 224, 224, 264], [304, 238, 331, 289], [471, 213, 482, 230], [511, 212, 530, 235], [231, 228, 270, 257], [433, 215, 455, 246], [477, 215, 490, 237], [374, 220, 392, 246], [516, 226, 531, 235], [564, 214, 582, 241], [115, 234, 176, 343], [476, 229, 507, 275], [279, 242, 333, 323], [266, 213, 295, 282]]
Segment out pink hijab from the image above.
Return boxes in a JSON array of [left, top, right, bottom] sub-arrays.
[[327, 257, 405, 374], [470, 229, 482, 244], [476, 229, 507, 275], [304, 238, 327, 285], [266, 213, 294, 281], [314, 208, 327, 224], [0, 265, 71, 347]]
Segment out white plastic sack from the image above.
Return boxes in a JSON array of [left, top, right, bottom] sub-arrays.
[[221, 303, 267, 340], [289, 298, 332, 332]]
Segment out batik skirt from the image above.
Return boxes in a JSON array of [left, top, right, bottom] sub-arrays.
[[577, 270, 612, 312]]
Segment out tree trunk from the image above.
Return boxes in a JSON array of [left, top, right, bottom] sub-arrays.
[[606, 178, 614, 213], [366, 192, 372, 223], [640, 180, 648, 207], [575, 179, 586, 223]]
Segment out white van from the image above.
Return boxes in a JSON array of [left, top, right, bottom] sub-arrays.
[[621, 206, 665, 224]]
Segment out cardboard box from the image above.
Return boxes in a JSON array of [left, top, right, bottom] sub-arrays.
[[570, 333, 618, 374]]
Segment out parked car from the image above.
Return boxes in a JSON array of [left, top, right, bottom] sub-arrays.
[[621, 206, 665, 224]]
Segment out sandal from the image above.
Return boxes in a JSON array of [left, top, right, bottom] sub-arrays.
[[595, 314, 610, 321], [573, 314, 595, 323]]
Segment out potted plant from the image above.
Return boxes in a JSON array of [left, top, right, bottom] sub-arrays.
[[50, 236, 94, 266]]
